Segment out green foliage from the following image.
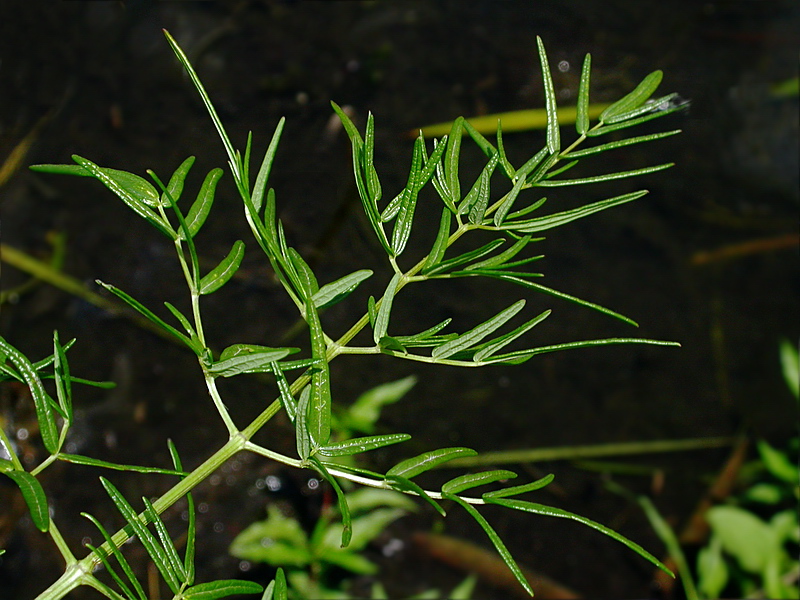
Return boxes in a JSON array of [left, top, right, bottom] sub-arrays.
[[3, 31, 688, 598]]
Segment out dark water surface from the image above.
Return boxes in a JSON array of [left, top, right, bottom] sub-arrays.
[[1, 1, 797, 598]]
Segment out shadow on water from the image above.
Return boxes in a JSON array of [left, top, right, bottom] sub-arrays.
[[1, 1, 797, 598]]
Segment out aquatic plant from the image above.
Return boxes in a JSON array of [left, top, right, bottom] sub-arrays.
[[2, 31, 686, 598]]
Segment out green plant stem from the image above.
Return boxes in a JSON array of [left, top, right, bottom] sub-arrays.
[[48, 520, 77, 566]]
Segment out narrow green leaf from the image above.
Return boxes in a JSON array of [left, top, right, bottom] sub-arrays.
[[83, 512, 147, 600], [373, 273, 401, 344], [143, 497, 188, 584], [379, 336, 406, 353], [391, 136, 424, 256], [295, 386, 312, 461], [421, 239, 505, 276], [183, 580, 264, 600], [287, 248, 319, 299], [209, 346, 296, 378], [432, 300, 526, 360], [311, 457, 351, 547], [480, 337, 680, 366], [71, 156, 174, 238], [163, 302, 197, 339], [385, 475, 446, 517], [444, 493, 532, 596], [492, 173, 527, 227], [576, 53, 591, 135], [198, 240, 245, 295], [462, 120, 497, 158], [562, 130, 681, 159], [306, 299, 331, 447], [600, 70, 663, 123], [779, 339, 799, 399], [58, 454, 186, 476], [363, 112, 382, 205], [514, 146, 548, 181], [603, 93, 681, 124], [0, 337, 58, 453], [459, 153, 498, 217], [312, 269, 372, 309], [495, 121, 516, 179], [381, 189, 406, 222], [317, 434, 411, 457], [100, 477, 181, 593], [386, 447, 478, 479], [97, 281, 200, 352], [252, 118, 285, 213], [483, 474, 555, 499], [167, 440, 195, 586], [161, 156, 195, 206], [422, 208, 451, 272], [416, 134, 449, 190], [465, 235, 532, 271], [506, 196, 548, 221], [473, 309, 551, 362], [163, 30, 238, 182], [183, 168, 223, 239], [52, 331, 72, 419], [468, 162, 494, 224], [487, 496, 672, 575], [331, 102, 392, 256], [587, 103, 687, 136], [500, 190, 649, 234], [536, 36, 560, 154], [525, 151, 560, 185], [536, 163, 672, 187], [441, 470, 518, 495], [270, 362, 297, 423], [0, 469, 49, 532], [444, 117, 464, 203]]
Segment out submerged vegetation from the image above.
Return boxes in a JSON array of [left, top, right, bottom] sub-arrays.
[[1, 30, 689, 598]]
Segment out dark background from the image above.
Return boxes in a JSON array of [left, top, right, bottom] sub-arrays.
[[1, 1, 797, 598]]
